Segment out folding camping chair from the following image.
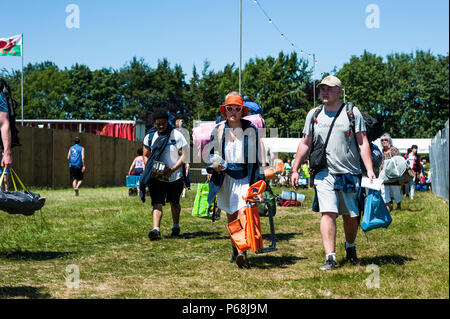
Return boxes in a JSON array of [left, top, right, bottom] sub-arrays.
[[227, 180, 277, 255]]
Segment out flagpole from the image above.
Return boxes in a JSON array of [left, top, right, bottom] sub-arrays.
[[313, 53, 316, 108], [21, 33, 23, 126], [239, 0, 242, 95]]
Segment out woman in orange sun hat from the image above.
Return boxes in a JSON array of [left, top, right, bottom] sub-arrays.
[[206, 92, 264, 268]]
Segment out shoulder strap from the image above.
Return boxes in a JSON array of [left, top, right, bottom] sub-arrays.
[[311, 104, 324, 138], [146, 127, 157, 148], [323, 103, 346, 149], [346, 102, 356, 134], [214, 120, 226, 156]]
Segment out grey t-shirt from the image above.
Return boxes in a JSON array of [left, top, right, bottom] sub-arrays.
[[303, 104, 366, 175]]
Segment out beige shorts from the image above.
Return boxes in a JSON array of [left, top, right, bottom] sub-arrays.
[[314, 170, 360, 217]]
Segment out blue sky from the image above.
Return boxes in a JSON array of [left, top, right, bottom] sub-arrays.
[[1, 0, 449, 80]]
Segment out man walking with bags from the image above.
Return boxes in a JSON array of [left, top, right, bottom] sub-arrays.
[[291, 75, 376, 270], [141, 108, 188, 241]]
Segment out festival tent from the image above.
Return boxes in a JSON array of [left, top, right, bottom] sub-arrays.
[[262, 138, 432, 155], [373, 138, 431, 154]]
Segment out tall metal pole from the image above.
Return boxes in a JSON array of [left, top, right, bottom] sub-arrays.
[[312, 53, 316, 107], [239, 0, 242, 95], [21, 33, 24, 126]]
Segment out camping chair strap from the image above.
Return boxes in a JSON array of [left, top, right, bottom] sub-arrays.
[[0, 169, 6, 187], [10, 170, 18, 191], [10, 168, 27, 192]]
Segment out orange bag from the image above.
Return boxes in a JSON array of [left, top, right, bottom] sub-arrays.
[[227, 180, 267, 253], [274, 159, 285, 175], [227, 216, 250, 253]]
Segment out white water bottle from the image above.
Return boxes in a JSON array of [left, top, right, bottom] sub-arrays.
[[281, 190, 305, 202], [210, 154, 227, 171]]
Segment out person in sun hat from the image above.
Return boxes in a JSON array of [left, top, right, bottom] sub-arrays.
[[290, 75, 375, 270], [205, 91, 264, 269]]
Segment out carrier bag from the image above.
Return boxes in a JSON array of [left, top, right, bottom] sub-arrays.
[[0, 168, 45, 216], [361, 189, 392, 232], [191, 182, 211, 218]]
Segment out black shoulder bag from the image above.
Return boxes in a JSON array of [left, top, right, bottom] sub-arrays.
[[309, 103, 345, 175]]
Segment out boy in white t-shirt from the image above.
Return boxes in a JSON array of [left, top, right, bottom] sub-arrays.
[[143, 109, 188, 241]]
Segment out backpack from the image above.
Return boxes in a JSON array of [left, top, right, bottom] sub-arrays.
[[243, 100, 262, 115], [345, 103, 382, 143], [310, 103, 382, 172], [0, 78, 21, 149]]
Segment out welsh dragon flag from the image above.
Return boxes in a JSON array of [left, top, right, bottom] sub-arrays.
[[0, 34, 22, 56]]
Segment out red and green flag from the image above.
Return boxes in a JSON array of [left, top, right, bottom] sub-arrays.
[[0, 34, 22, 56]]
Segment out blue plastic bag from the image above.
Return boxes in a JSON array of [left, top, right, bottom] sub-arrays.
[[361, 189, 392, 232]]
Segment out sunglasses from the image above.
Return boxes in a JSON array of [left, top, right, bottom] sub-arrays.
[[381, 139, 388, 142], [225, 105, 243, 113]]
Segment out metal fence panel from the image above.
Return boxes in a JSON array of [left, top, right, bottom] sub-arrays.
[[429, 120, 449, 201]]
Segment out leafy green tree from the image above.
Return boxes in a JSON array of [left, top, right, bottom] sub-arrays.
[[338, 50, 449, 138], [242, 51, 311, 137], [5, 61, 69, 119]]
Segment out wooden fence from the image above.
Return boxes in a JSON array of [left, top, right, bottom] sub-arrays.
[[10, 126, 142, 188]]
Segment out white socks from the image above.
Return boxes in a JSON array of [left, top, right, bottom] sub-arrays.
[[326, 253, 336, 261], [153, 227, 160, 232]]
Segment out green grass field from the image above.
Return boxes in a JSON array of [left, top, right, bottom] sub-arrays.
[[0, 185, 448, 299]]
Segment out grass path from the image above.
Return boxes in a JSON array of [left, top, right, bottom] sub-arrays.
[[0, 185, 448, 299]]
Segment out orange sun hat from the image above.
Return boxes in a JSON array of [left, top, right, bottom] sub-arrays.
[[220, 95, 248, 117]]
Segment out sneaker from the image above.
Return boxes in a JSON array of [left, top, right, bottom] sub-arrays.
[[235, 252, 250, 269], [320, 256, 337, 270], [148, 228, 161, 241], [74, 188, 79, 196], [171, 226, 180, 237], [345, 245, 359, 265]]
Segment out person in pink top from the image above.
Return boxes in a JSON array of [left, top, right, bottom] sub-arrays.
[[128, 148, 145, 176]]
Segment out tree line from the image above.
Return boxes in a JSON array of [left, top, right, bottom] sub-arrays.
[[1, 50, 448, 138]]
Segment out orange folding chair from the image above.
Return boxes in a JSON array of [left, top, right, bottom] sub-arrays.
[[227, 180, 277, 254]]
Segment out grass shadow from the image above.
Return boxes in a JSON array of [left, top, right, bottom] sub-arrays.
[[404, 207, 423, 212], [0, 251, 75, 261], [358, 254, 415, 266], [0, 286, 51, 299], [178, 231, 224, 240], [248, 255, 308, 269], [262, 232, 299, 242]]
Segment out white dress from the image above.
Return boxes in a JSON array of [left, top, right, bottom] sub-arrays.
[[217, 130, 249, 215]]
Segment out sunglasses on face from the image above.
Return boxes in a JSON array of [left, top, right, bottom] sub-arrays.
[[381, 139, 388, 142], [226, 105, 242, 113]]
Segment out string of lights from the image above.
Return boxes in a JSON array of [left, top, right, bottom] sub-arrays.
[[251, 0, 318, 65], [250, 0, 319, 106]]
